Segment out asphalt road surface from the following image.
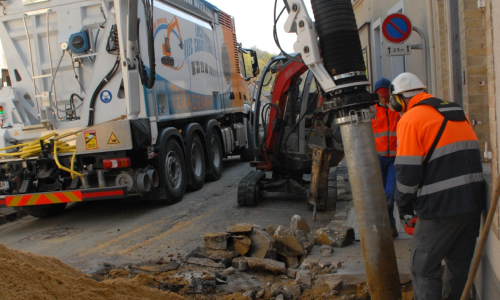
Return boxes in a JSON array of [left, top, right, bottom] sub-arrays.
[[0, 157, 336, 274]]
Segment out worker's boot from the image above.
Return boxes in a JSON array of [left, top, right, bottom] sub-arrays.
[[391, 226, 399, 238]]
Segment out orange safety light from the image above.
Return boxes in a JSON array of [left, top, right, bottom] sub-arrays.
[[102, 157, 131, 169]]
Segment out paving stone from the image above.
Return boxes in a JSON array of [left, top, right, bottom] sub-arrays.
[[233, 235, 251, 256], [314, 226, 355, 248], [247, 227, 277, 259], [285, 256, 299, 269], [290, 215, 310, 234], [245, 257, 286, 275], [226, 223, 254, 234], [204, 232, 229, 250], [187, 257, 225, 268], [272, 225, 305, 257]]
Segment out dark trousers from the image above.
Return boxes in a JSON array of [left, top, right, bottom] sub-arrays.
[[378, 155, 396, 227], [411, 211, 480, 300]]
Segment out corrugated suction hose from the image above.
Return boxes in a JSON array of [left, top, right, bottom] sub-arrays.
[[311, 0, 367, 85]]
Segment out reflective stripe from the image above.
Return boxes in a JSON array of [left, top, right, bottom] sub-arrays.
[[418, 172, 484, 196], [438, 107, 463, 112], [373, 131, 397, 138], [428, 140, 480, 162], [397, 180, 419, 194], [378, 150, 397, 156], [395, 155, 423, 165]]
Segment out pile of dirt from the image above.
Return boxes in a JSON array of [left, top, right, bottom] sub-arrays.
[[0, 244, 185, 300]]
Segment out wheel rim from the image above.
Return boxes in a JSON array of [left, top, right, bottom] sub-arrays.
[[211, 137, 221, 168], [166, 151, 182, 189], [191, 142, 203, 177]]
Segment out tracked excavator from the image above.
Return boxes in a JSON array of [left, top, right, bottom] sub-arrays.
[[238, 0, 403, 299]]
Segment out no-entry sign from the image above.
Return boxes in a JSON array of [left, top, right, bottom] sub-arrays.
[[382, 13, 412, 43]]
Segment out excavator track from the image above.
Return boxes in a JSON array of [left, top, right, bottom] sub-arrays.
[[237, 170, 265, 206]]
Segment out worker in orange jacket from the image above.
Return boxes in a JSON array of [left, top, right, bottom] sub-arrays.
[[391, 72, 485, 300], [371, 78, 401, 238]]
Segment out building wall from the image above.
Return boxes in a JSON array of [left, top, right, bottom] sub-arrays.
[[353, 0, 500, 297]]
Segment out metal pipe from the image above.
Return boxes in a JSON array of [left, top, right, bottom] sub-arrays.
[[339, 121, 401, 300], [426, 0, 437, 95], [22, 14, 41, 118]]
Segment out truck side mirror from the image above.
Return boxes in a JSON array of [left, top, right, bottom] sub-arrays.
[[249, 50, 260, 77]]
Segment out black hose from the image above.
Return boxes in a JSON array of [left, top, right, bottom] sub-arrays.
[[137, 0, 155, 89], [310, 0, 367, 85], [87, 57, 120, 126]]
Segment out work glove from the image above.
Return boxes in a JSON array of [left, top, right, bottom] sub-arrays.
[[398, 205, 417, 235]]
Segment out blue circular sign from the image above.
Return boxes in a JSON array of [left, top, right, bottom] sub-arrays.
[[382, 13, 412, 43], [100, 90, 112, 103]]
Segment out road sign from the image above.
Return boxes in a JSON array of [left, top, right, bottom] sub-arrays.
[[382, 13, 412, 43], [386, 43, 412, 56]]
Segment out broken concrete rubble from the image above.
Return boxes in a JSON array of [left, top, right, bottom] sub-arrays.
[[272, 225, 306, 257], [266, 225, 275, 236], [247, 227, 277, 260], [233, 235, 251, 256], [315, 226, 355, 248], [204, 232, 229, 250], [238, 259, 249, 271], [245, 257, 286, 275], [285, 256, 299, 269], [231, 256, 245, 268], [282, 285, 301, 299], [186, 247, 234, 268], [187, 257, 225, 268], [128, 261, 180, 273], [293, 229, 314, 252], [226, 223, 254, 235], [321, 244, 333, 257], [295, 270, 312, 287], [291, 215, 311, 235]]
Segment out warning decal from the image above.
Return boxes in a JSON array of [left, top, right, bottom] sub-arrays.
[[84, 130, 98, 150], [108, 132, 120, 144]]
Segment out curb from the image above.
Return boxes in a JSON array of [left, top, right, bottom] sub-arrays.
[[0, 210, 28, 226]]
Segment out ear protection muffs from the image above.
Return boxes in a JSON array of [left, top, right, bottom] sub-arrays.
[[389, 84, 406, 112], [390, 94, 406, 112]]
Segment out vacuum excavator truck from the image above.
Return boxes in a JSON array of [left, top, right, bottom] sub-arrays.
[[0, 0, 259, 218]]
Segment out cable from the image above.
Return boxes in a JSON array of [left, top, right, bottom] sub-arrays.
[[273, 0, 301, 63], [48, 51, 84, 114], [0, 3, 5, 15], [70, 54, 86, 94]]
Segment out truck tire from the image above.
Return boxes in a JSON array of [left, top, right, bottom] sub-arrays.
[[150, 139, 187, 204], [187, 134, 206, 191], [206, 128, 223, 181], [23, 203, 67, 218], [241, 118, 255, 161]]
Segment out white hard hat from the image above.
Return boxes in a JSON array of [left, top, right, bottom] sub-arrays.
[[391, 72, 427, 96]]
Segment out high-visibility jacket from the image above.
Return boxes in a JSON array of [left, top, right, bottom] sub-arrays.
[[371, 103, 400, 157], [394, 93, 485, 219]]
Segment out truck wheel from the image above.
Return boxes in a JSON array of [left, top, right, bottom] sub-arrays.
[[23, 203, 67, 218], [241, 118, 255, 161], [187, 134, 206, 191], [150, 139, 187, 204], [206, 128, 223, 181]]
